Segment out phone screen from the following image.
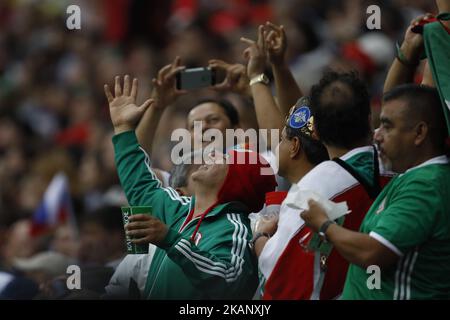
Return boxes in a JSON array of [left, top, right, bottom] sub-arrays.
[[176, 67, 216, 90]]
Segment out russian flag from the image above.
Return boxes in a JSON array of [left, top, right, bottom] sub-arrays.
[[30, 173, 76, 237]]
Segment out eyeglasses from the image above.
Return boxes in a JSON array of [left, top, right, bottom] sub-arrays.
[[285, 96, 315, 137]]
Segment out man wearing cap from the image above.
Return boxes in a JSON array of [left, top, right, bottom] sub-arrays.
[[250, 97, 329, 257], [254, 71, 393, 300], [239, 25, 328, 255], [104, 76, 277, 299], [240, 25, 392, 300]]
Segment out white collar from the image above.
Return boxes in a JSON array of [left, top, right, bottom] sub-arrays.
[[340, 145, 374, 161], [404, 155, 449, 174]]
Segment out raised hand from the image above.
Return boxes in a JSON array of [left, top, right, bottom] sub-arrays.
[[125, 214, 168, 246], [208, 59, 251, 96], [401, 13, 434, 64], [104, 75, 154, 134], [151, 56, 187, 109], [240, 25, 268, 79], [264, 22, 287, 66]]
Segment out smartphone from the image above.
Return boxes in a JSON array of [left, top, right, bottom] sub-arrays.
[[176, 67, 216, 90]]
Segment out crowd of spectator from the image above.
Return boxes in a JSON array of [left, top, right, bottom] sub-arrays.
[[0, 0, 443, 299]]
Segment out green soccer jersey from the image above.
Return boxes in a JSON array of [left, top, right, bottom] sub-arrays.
[[342, 156, 450, 300], [112, 131, 258, 299]]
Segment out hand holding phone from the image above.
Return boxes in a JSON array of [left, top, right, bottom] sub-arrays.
[[176, 67, 217, 90]]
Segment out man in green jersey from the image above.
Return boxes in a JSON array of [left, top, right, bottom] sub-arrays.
[[301, 84, 450, 299]]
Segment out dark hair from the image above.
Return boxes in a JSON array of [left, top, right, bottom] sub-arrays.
[[285, 126, 329, 165], [83, 205, 124, 232], [191, 98, 239, 127], [310, 71, 371, 149], [383, 84, 447, 150]]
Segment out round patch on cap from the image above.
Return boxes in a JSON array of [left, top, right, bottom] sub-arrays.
[[289, 106, 311, 129]]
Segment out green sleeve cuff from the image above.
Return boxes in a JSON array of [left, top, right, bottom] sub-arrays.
[[112, 130, 138, 150], [159, 227, 185, 250]]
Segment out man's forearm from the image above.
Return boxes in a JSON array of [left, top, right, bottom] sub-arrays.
[[324, 224, 397, 269], [135, 104, 165, 155], [384, 42, 421, 94], [250, 83, 284, 147], [302, 200, 400, 270], [383, 59, 417, 94], [272, 63, 303, 117], [437, 0, 450, 13]]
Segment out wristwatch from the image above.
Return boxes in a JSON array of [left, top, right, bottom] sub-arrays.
[[318, 220, 336, 243], [249, 232, 271, 251], [249, 73, 270, 86]]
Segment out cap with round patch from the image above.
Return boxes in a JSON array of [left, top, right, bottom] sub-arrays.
[[286, 97, 315, 137]]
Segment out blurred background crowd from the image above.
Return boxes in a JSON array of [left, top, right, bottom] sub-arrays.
[[0, 0, 438, 298]]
